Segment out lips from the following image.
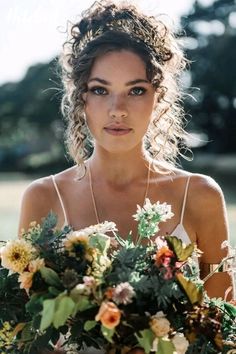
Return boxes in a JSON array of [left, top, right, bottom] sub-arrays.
[[104, 125, 132, 136]]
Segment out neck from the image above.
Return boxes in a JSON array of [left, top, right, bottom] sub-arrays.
[[88, 145, 150, 187]]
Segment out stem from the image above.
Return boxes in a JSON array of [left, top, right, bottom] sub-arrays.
[[202, 256, 234, 283]]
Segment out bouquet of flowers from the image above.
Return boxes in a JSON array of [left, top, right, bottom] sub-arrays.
[[0, 199, 235, 354]]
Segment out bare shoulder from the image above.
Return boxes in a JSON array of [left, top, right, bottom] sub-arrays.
[[22, 166, 76, 206], [186, 172, 228, 238], [22, 175, 55, 207], [18, 176, 56, 234], [188, 173, 225, 204], [18, 167, 76, 234]]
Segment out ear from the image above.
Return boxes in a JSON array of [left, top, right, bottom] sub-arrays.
[[82, 92, 87, 103]]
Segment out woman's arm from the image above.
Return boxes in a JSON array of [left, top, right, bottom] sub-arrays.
[[190, 174, 231, 298]]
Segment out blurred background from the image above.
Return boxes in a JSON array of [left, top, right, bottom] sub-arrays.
[[0, 0, 235, 244]]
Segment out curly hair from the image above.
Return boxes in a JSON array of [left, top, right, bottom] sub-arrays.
[[59, 0, 189, 171]]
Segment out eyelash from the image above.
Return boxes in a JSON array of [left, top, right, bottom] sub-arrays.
[[88, 86, 147, 96]]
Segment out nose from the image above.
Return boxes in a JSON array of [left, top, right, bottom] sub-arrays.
[[108, 95, 128, 120]]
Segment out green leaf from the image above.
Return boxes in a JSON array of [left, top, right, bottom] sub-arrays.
[[40, 298, 56, 331], [72, 295, 93, 315], [84, 320, 97, 331], [40, 267, 61, 287], [21, 321, 35, 341], [53, 296, 75, 329], [101, 325, 115, 343], [135, 329, 155, 354], [166, 236, 194, 261], [157, 337, 175, 354], [89, 234, 110, 254], [48, 286, 61, 296], [42, 211, 58, 230], [224, 302, 236, 317], [176, 273, 203, 304]]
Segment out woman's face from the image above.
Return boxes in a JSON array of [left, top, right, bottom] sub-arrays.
[[83, 50, 157, 155]]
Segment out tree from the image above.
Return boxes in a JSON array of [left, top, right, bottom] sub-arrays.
[[181, 0, 236, 153], [0, 60, 68, 171]]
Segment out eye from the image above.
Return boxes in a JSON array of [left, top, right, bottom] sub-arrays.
[[129, 87, 147, 96], [89, 86, 108, 95]]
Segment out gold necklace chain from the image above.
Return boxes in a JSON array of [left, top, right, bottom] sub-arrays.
[[88, 162, 151, 224]]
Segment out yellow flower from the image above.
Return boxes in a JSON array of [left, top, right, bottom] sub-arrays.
[[64, 231, 96, 261], [64, 231, 89, 249], [0, 322, 13, 349], [95, 301, 121, 329], [0, 239, 36, 273]]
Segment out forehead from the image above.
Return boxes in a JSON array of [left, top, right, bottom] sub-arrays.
[[88, 50, 147, 81]]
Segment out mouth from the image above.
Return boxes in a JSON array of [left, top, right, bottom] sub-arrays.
[[104, 127, 132, 136]]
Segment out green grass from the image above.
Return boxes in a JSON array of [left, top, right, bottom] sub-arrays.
[[0, 172, 235, 246]]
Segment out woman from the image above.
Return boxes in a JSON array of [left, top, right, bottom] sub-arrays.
[[18, 1, 231, 352]]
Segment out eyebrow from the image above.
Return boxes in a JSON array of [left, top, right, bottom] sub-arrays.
[[88, 77, 149, 86]]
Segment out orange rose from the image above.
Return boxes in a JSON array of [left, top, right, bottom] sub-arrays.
[[155, 246, 174, 267], [95, 301, 121, 329]]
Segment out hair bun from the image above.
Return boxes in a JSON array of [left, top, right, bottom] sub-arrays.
[[79, 19, 90, 35]]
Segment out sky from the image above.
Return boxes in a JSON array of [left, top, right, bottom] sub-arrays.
[[0, 0, 213, 85]]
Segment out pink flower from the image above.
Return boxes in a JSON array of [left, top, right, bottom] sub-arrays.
[[112, 282, 135, 305]]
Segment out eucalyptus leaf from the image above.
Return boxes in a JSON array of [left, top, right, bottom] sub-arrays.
[[157, 337, 175, 354], [40, 267, 61, 287], [84, 320, 97, 331], [72, 295, 93, 316], [40, 298, 56, 331], [89, 234, 110, 254], [53, 296, 75, 329], [135, 329, 155, 354], [101, 325, 115, 343]]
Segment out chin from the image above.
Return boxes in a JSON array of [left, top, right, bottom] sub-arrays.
[[96, 141, 142, 155]]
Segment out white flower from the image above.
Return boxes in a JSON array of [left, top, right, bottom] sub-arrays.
[[155, 236, 168, 249], [133, 198, 174, 222], [82, 221, 117, 235], [172, 333, 189, 354], [72, 283, 91, 295], [112, 282, 135, 305]]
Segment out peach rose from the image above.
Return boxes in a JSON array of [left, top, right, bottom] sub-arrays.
[[95, 301, 121, 329], [19, 271, 34, 290], [150, 313, 170, 337]]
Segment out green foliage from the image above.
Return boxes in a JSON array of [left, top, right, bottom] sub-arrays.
[[39, 267, 61, 287], [181, 0, 236, 153], [135, 329, 155, 353]]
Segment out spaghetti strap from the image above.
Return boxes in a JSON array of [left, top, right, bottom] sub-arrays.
[[180, 175, 191, 224], [51, 175, 69, 225]]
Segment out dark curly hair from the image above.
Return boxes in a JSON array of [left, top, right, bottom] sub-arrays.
[[59, 0, 188, 171]]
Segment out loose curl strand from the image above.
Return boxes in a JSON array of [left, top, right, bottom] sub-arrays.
[[59, 0, 189, 173]]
